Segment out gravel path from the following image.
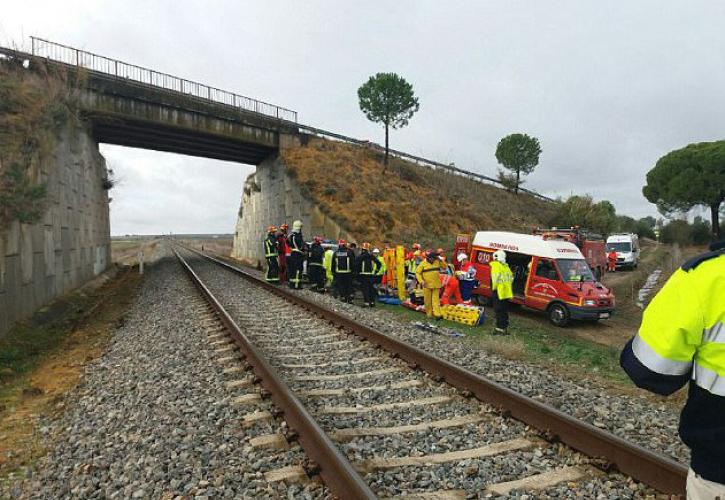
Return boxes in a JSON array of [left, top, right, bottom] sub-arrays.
[[3, 256, 328, 499], [182, 251, 658, 498]]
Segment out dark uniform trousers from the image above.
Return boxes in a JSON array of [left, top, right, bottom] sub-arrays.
[[308, 263, 325, 291], [492, 291, 510, 329], [336, 273, 353, 302], [287, 251, 304, 289], [359, 274, 375, 305], [265, 257, 279, 282]]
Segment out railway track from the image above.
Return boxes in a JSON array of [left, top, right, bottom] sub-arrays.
[[172, 244, 687, 498]]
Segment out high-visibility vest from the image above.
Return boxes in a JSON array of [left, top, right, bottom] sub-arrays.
[[490, 261, 513, 300], [374, 256, 386, 276], [620, 247, 724, 483], [323, 249, 334, 281]]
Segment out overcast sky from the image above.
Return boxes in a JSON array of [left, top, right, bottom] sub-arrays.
[[3, 1, 724, 234]]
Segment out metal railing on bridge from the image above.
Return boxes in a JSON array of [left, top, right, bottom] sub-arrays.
[[29, 37, 298, 122]]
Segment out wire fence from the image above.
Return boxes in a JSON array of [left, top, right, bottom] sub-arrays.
[[29, 37, 298, 122]]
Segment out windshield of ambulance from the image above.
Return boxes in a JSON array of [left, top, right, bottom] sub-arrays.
[[556, 259, 595, 282], [606, 242, 631, 252]]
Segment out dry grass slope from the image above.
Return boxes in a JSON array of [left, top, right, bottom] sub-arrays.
[[281, 138, 556, 248]]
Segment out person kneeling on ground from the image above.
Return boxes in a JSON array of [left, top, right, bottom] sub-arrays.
[[416, 249, 446, 320], [490, 250, 513, 335]]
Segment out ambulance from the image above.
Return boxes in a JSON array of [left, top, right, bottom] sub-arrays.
[[453, 231, 616, 326]]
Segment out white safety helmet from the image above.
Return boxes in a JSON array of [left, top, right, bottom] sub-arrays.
[[372, 248, 380, 255], [292, 220, 303, 232], [457, 253, 468, 262], [492, 250, 507, 263]]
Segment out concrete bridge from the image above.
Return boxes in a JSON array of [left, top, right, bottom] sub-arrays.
[[6, 38, 301, 165]]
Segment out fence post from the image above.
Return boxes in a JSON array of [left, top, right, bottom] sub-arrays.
[[76, 48, 79, 66], [31, 37, 35, 56]]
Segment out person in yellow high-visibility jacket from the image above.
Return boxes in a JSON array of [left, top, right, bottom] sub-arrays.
[[323, 247, 334, 287], [490, 249, 514, 335], [416, 249, 446, 319]]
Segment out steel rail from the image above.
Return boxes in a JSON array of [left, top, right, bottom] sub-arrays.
[[172, 247, 376, 500], [187, 246, 688, 495]]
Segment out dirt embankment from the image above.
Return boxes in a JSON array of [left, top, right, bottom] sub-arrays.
[[280, 138, 556, 249]]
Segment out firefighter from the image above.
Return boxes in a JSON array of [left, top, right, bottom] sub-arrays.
[[416, 249, 446, 319], [620, 240, 724, 497], [355, 243, 380, 307], [407, 250, 424, 281], [456, 253, 477, 304], [490, 250, 514, 335], [332, 239, 355, 303], [307, 236, 326, 292], [323, 245, 334, 289], [440, 272, 463, 305], [607, 249, 617, 272], [277, 223, 289, 284], [263, 226, 280, 283], [286, 220, 305, 289]]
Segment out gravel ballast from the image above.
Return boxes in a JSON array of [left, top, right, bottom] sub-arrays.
[[4, 256, 328, 499], [182, 251, 661, 498]]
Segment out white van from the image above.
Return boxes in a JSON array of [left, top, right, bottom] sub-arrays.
[[606, 233, 640, 269]]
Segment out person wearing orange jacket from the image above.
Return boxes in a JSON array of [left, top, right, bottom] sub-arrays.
[[607, 249, 618, 272], [439, 272, 463, 305]]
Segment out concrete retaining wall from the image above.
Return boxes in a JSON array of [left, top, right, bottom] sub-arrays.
[[0, 128, 111, 335], [232, 154, 352, 265]]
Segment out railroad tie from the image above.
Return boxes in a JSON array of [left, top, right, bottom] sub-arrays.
[[330, 414, 485, 441], [232, 393, 262, 406], [290, 367, 402, 382], [226, 377, 254, 390], [484, 466, 587, 495], [387, 491, 467, 500], [263, 465, 309, 484], [298, 379, 423, 398], [249, 433, 289, 450], [241, 410, 273, 428], [323, 395, 453, 415], [278, 356, 384, 369], [354, 438, 535, 473]]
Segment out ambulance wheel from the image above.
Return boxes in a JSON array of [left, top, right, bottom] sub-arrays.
[[548, 303, 570, 327]]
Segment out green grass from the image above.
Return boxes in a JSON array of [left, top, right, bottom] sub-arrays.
[[376, 302, 629, 384]]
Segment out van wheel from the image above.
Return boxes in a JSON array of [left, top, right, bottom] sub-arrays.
[[548, 303, 570, 327]]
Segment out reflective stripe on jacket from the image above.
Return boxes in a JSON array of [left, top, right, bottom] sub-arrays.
[[490, 261, 513, 300], [264, 234, 278, 257], [416, 260, 444, 289], [620, 247, 724, 483]]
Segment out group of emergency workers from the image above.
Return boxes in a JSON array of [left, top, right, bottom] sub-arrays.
[[263, 221, 386, 307]]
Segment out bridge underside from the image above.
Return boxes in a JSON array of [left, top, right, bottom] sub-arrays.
[[90, 115, 275, 164]]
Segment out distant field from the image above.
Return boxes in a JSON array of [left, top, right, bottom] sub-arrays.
[[111, 236, 234, 265]]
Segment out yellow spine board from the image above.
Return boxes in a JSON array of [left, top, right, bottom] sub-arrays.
[[383, 248, 396, 287], [396, 245, 407, 301]]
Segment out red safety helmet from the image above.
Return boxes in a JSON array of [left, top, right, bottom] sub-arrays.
[[361, 242, 371, 250], [338, 239, 347, 246], [313, 236, 323, 243], [280, 223, 289, 231], [412, 242, 421, 250], [267, 225, 277, 233]]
